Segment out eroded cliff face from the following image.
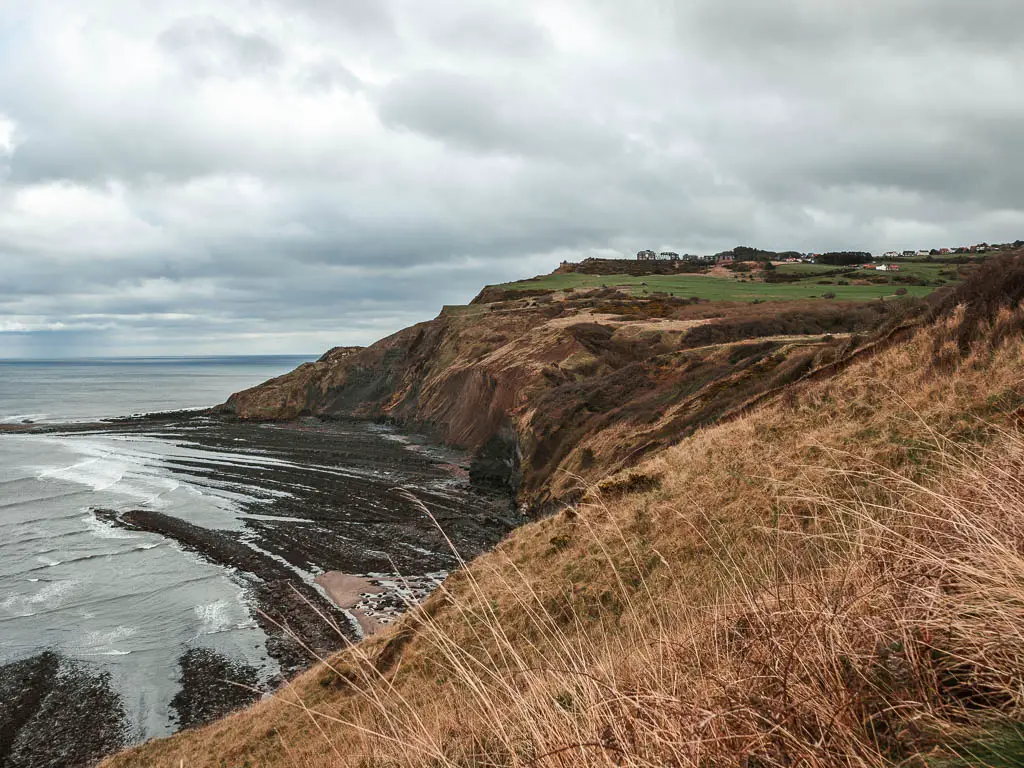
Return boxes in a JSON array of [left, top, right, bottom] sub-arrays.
[[222, 305, 554, 448], [221, 288, 917, 509], [218, 346, 365, 421]]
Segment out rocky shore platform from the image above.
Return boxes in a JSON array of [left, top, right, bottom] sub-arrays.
[[1, 412, 521, 767], [0, 651, 129, 768]]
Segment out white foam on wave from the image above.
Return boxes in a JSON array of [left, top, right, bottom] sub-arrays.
[[34, 437, 185, 506], [0, 412, 50, 424], [0, 579, 79, 616], [80, 625, 138, 657], [35, 555, 63, 567], [194, 600, 234, 636], [83, 511, 138, 540], [84, 625, 138, 646], [40, 457, 125, 492]]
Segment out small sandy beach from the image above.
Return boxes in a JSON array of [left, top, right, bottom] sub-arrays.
[[315, 572, 385, 635]]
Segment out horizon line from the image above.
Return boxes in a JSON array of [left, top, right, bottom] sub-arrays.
[[0, 353, 321, 362]]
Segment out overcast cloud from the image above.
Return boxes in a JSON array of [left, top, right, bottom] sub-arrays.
[[1, 0, 1022, 356]]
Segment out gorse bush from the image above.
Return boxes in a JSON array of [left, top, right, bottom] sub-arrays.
[[677, 302, 908, 349], [930, 250, 1024, 352]]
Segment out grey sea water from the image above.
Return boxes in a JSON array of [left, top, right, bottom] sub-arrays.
[[0, 357, 314, 739]]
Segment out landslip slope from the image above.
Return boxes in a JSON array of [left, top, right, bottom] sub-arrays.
[[108, 254, 1024, 766]]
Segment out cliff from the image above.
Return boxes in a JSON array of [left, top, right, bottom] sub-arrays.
[[107, 252, 1024, 768], [220, 286, 920, 507]]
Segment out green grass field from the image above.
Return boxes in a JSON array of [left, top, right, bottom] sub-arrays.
[[775, 260, 961, 282], [850, 262, 956, 281], [490, 271, 937, 303], [773, 263, 839, 275]]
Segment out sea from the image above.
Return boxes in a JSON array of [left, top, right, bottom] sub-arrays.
[[0, 356, 315, 740]]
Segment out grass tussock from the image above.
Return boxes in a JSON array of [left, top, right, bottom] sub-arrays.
[[310, 438, 1024, 767], [105, 307, 1024, 768]]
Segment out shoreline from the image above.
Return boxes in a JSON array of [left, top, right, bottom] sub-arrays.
[[1, 411, 521, 766], [96, 507, 354, 677], [315, 572, 386, 636]]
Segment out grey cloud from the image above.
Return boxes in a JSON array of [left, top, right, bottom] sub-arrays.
[[2, 0, 1024, 356], [417, 5, 551, 57], [300, 59, 364, 92], [681, 0, 1024, 53], [377, 70, 620, 160], [269, 0, 395, 36], [158, 16, 283, 78]]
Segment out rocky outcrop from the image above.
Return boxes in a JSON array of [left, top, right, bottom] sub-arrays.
[[467, 420, 522, 498], [217, 346, 364, 420], [169, 650, 262, 731], [0, 651, 129, 768], [222, 304, 556, 458]]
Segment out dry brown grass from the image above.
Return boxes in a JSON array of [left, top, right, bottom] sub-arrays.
[[105, 309, 1024, 768]]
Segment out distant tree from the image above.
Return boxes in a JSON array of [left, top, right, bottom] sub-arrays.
[[733, 245, 783, 262], [818, 252, 871, 266]]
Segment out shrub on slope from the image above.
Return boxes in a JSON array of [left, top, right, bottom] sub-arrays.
[[930, 249, 1024, 353]]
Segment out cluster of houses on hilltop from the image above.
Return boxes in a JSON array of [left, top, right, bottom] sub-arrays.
[[636, 250, 737, 264], [638, 249, 823, 264], [882, 243, 998, 258], [636, 240, 1017, 266], [883, 250, 936, 259]]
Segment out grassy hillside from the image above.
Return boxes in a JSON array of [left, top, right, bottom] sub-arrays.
[[494, 255, 971, 304], [489, 270, 938, 302], [106, 254, 1024, 767]]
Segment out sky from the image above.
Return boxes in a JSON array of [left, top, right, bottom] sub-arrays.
[[1, 1, 1022, 357]]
